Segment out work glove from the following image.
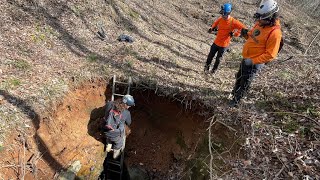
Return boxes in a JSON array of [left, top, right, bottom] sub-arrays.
[[240, 28, 248, 37], [208, 27, 218, 33], [244, 59, 253, 66]]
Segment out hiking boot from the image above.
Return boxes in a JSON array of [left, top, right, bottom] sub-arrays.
[[113, 149, 121, 159], [211, 69, 216, 74], [204, 65, 209, 72], [229, 99, 239, 108]]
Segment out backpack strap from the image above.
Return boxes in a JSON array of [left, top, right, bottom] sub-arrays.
[[110, 109, 123, 125], [267, 25, 281, 40], [267, 25, 283, 53], [229, 17, 233, 33]]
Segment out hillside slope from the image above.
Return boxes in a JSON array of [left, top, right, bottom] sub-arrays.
[[0, 0, 319, 179]]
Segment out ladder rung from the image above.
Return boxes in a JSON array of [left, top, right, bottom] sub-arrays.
[[107, 168, 121, 174], [114, 81, 130, 85], [108, 160, 121, 166], [113, 93, 125, 97]]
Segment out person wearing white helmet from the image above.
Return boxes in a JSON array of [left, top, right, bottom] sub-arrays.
[[229, 0, 283, 107], [103, 95, 135, 159]]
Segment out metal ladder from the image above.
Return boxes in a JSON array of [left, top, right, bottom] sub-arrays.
[[111, 75, 132, 101], [105, 75, 132, 180], [105, 150, 125, 180]]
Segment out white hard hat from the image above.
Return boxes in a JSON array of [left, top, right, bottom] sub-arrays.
[[255, 0, 279, 19]]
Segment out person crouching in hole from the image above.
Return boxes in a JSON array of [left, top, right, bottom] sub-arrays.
[[104, 95, 135, 159]]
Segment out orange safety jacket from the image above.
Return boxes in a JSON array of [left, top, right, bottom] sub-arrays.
[[242, 19, 282, 64], [211, 16, 246, 47]]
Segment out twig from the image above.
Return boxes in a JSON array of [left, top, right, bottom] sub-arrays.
[[187, 137, 201, 160], [216, 120, 237, 132], [0, 164, 21, 168], [304, 29, 320, 55], [22, 136, 26, 180], [208, 116, 216, 180]]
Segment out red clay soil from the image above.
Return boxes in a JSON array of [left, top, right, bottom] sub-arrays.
[[36, 80, 108, 178], [1, 81, 231, 179], [126, 90, 206, 172], [0, 80, 108, 179]]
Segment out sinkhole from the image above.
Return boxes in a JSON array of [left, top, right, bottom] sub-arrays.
[[37, 79, 241, 179]]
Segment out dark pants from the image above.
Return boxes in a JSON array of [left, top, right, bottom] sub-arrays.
[[232, 60, 265, 102], [205, 43, 227, 71], [105, 132, 124, 150]]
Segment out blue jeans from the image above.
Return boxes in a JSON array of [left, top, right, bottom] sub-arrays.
[[232, 60, 265, 102]]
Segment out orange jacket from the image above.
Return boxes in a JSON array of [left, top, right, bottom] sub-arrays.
[[211, 16, 246, 47], [242, 19, 282, 64]]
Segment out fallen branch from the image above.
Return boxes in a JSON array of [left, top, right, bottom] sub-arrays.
[[22, 136, 26, 180], [208, 116, 216, 180], [304, 29, 320, 55], [267, 111, 320, 126], [215, 120, 237, 132]]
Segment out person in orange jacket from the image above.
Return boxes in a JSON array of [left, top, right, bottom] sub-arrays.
[[229, 0, 282, 107], [204, 3, 246, 74]]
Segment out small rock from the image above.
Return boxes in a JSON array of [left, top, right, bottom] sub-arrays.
[[90, 166, 95, 171], [288, 172, 294, 177], [139, 163, 144, 166], [243, 160, 251, 166], [0, 95, 4, 101], [58, 160, 81, 180], [304, 159, 313, 165]]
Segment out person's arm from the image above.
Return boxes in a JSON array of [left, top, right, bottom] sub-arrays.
[[211, 17, 221, 29], [233, 19, 247, 37], [122, 110, 132, 126], [208, 17, 221, 33], [252, 29, 282, 64], [104, 101, 114, 117]]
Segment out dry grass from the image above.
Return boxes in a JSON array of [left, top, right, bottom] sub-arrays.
[[0, 0, 319, 179]]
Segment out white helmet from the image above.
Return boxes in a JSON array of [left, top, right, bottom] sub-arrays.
[[254, 0, 279, 20]]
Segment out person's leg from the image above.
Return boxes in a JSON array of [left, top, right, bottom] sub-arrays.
[[212, 46, 227, 73], [240, 63, 264, 96], [232, 62, 243, 95], [231, 61, 264, 106], [229, 62, 245, 107], [104, 134, 113, 152], [113, 149, 121, 159], [204, 43, 219, 71], [112, 136, 124, 159]]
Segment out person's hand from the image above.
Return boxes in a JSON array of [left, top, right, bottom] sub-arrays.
[[240, 28, 248, 37], [229, 32, 233, 37], [244, 59, 253, 66], [208, 28, 213, 33]]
